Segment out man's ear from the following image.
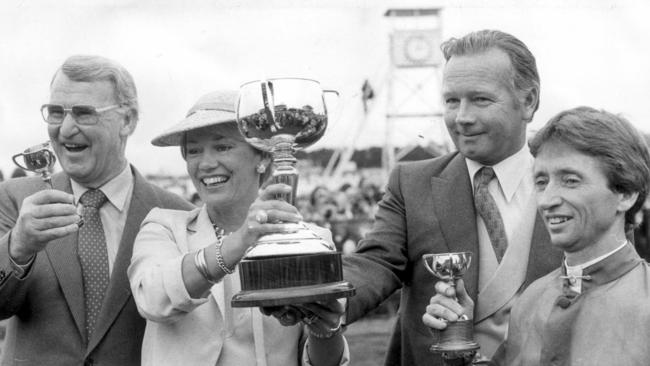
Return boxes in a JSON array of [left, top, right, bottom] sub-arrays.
[[520, 88, 539, 123], [617, 191, 639, 213], [119, 110, 138, 137]]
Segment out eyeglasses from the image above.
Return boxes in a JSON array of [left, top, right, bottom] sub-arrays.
[[40, 104, 122, 125]]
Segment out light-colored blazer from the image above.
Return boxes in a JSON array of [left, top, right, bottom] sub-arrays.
[[0, 167, 192, 366], [129, 206, 307, 366], [344, 152, 562, 366]]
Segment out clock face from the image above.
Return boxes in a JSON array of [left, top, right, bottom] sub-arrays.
[[404, 35, 433, 63]]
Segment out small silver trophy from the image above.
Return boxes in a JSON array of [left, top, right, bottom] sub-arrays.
[[423, 252, 479, 362], [12, 141, 57, 188], [13, 141, 83, 227]]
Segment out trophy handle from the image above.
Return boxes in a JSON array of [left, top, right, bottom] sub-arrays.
[[422, 254, 437, 277], [323, 89, 339, 96], [322, 89, 339, 121], [422, 253, 452, 283], [11, 153, 29, 171]]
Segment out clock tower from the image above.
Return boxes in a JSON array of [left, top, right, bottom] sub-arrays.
[[382, 8, 448, 172]]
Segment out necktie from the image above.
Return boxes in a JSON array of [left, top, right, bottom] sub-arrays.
[[78, 189, 110, 339], [474, 167, 508, 263]]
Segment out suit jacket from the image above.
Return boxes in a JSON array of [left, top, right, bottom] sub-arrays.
[[129, 207, 306, 366], [344, 152, 562, 366], [0, 167, 193, 366]]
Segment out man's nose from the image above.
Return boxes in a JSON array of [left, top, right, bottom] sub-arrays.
[[455, 101, 476, 124], [537, 183, 562, 209], [58, 112, 79, 137]]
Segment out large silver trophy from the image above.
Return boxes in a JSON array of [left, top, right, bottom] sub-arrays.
[[423, 252, 479, 363], [231, 78, 355, 307]]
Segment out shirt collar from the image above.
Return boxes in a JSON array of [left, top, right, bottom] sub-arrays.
[[71, 165, 133, 211], [465, 145, 533, 202], [563, 240, 628, 293], [565, 240, 628, 272], [560, 241, 645, 296], [556, 242, 642, 306]]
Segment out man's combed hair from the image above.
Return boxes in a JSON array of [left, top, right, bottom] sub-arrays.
[[529, 106, 650, 231], [54, 55, 139, 123], [441, 29, 540, 114]]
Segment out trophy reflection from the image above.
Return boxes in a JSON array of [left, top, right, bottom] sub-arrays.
[[231, 78, 355, 308], [423, 252, 479, 362], [12, 141, 57, 188]]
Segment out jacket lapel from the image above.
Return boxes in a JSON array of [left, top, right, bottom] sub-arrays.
[[429, 153, 480, 299], [44, 172, 86, 339], [87, 167, 157, 352], [474, 191, 538, 322]]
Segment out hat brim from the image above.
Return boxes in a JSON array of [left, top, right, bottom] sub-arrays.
[[151, 110, 237, 147]]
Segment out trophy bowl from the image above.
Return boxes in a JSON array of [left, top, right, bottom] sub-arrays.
[[12, 141, 57, 188], [231, 78, 355, 308], [422, 252, 472, 286], [423, 252, 479, 360]]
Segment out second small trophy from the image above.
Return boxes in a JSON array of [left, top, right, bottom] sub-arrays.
[[423, 252, 479, 363]]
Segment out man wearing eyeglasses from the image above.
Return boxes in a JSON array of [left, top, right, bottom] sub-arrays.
[[0, 55, 192, 366]]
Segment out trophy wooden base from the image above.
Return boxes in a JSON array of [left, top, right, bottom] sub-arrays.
[[231, 252, 355, 308], [430, 320, 480, 360]]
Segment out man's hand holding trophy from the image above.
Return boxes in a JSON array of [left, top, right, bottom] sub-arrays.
[[423, 252, 481, 365]]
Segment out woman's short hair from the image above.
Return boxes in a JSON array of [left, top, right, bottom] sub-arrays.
[[529, 106, 650, 231]]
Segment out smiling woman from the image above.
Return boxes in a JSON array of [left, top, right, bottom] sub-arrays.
[[127, 90, 350, 366]]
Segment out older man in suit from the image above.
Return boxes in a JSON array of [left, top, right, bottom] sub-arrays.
[[343, 30, 562, 366], [0, 55, 192, 366]]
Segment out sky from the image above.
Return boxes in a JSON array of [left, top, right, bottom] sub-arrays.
[[1, 0, 649, 177]]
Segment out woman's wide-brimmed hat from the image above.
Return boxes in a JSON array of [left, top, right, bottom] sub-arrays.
[[151, 89, 238, 147]]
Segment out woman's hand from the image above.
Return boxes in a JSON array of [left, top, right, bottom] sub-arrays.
[[262, 298, 345, 338], [235, 183, 303, 251]]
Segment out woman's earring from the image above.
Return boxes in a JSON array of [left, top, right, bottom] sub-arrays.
[[256, 163, 267, 174]]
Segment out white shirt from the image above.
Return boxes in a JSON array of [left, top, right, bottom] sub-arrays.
[[71, 165, 134, 276], [466, 146, 535, 290], [564, 240, 628, 293]]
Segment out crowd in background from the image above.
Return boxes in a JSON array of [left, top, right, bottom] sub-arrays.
[[298, 178, 383, 253]]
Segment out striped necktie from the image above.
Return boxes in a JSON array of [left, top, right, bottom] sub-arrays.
[[474, 167, 508, 263]]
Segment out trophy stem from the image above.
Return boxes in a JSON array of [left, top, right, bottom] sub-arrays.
[[270, 141, 298, 206], [41, 172, 54, 189]]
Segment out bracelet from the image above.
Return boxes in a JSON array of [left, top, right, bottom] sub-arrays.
[[215, 234, 235, 275], [307, 320, 344, 339], [194, 248, 216, 284]]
